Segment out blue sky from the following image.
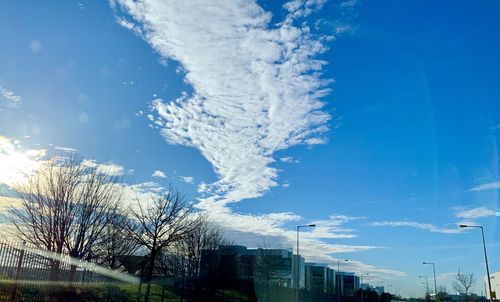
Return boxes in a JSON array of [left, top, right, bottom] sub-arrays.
[[1, 0, 499, 297]]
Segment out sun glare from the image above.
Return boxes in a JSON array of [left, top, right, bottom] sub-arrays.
[[0, 135, 45, 187]]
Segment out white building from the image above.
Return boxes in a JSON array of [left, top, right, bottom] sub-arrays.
[[484, 271, 500, 300]]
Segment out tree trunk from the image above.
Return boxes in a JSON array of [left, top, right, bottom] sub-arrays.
[[49, 259, 61, 282], [144, 250, 157, 302], [68, 250, 79, 282]]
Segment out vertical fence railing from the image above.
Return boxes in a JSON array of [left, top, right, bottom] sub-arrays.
[[0, 240, 113, 301]]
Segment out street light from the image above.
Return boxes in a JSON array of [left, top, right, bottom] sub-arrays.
[[337, 259, 348, 302], [459, 224, 494, 300], [419, 276, 429, 297], [296, 224, 315, 302], [423, 262, 437, 297]]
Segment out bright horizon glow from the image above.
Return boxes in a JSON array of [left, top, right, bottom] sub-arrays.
[[0, 135, 45, 187]]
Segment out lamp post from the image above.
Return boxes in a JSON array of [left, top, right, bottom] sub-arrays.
[[296, 224, 315, 302], [423, 262, 437, 297], [419, 276, 429, 297], [459, 224, 494, 300], [337, 259, 348, 302]]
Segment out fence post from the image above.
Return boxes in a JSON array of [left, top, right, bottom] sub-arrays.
[[14, 242, 26, 281], [10, 241, 26, 302]]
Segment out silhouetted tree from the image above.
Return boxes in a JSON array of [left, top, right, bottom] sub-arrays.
[[453, 270, 476, 301], [9, 155, 123, 281], [178, 217, 225, 279], [126, 189, 199, 302], [65, 164, 122, 281], [94, 207, 138, 270], [436, 285, 448, 302]]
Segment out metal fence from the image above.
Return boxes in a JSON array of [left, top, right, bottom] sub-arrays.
[[0, 241, 107, 283], [0, 241, 113, 301]]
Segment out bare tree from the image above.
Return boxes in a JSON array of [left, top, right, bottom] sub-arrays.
[[9, 155, 123, 281], [453, 270, 476, 300], [94, 207, 138, 271], [65, 166, 123, 281], [436, 285, 448, 302], [126, 189, 199, 302], [175, 217, 225, 279], [10, 156, 84, 281]]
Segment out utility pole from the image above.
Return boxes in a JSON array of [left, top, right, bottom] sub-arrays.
[[460, 225, 495, 300], [296, 224, 315, 302], [423, 262, 437, 297]]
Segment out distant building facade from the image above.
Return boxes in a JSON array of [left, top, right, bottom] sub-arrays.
[[336, 272, 360, 296], [484, 271, 500, 300], [200, 244, 371, 297], [200, 245, 305, 289], [304, 263, 336, 293], [292, 255, 306, 289]]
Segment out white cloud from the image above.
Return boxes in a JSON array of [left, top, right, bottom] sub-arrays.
[[303, 214, 363, 240], [112, 0, 331, 206], [152, 170, 166, 178], [180, 176, 194, 184], [280, 156, 300, 163], [109, 1, 404, 278], [470, 181, 500, 191], [436, 272, 458, 281], [54, 146, 78, 153], [367, 221, 461, 234], [0, 86, 21, 103], [81, 159, 125, 176], [207, 206, 404, 277], [340, 0, 358, 9], [283, 0, 327, 21], [0, 135, 46, 186], [451, 206, 496, 219]]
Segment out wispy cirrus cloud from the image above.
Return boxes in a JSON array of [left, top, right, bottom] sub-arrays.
[[367, 221, 461, 234], [436, 272, 457, 281], [111, 0, 332, 206], [217, 210, 404, 277], [470, 181, 500, 191], [0, 86, 21, 103], [451, 206, 496, 219], [54, 146, 78, 153]]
